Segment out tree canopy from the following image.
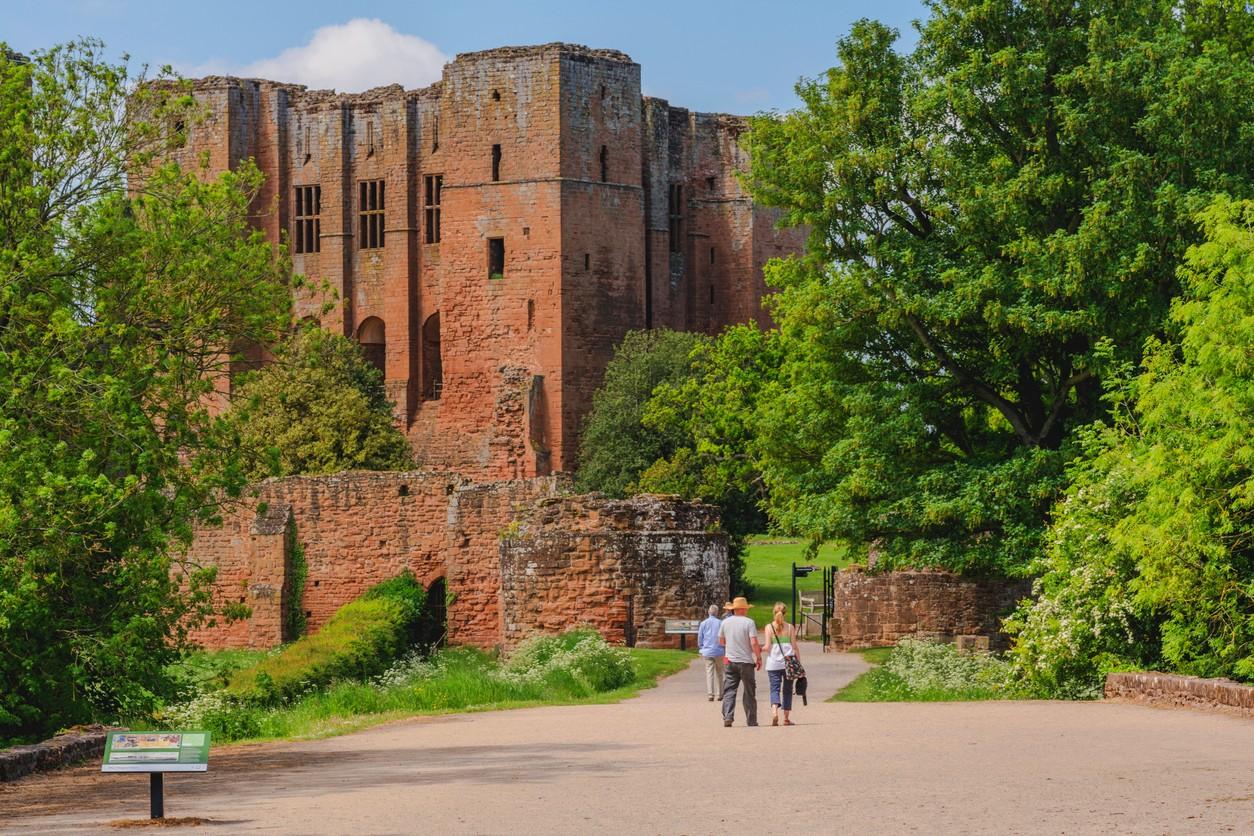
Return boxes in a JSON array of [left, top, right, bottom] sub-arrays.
[[575, 329, 707, 499], [0, 41, 291, 740], [729, 0, 1254, 573], [1009, 197, 1254, 693], [226, 327, 414, 482]]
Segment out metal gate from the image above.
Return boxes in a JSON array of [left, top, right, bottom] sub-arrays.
[[821, 565, 836, 650]]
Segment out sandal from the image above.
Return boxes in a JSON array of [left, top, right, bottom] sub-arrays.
[[783, 719, 795, 726]]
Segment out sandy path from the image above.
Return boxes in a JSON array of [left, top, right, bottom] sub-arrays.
[[2, 649, 1252, 835]]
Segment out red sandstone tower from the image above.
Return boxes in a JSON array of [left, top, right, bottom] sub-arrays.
[[170, 44, 804, 480]]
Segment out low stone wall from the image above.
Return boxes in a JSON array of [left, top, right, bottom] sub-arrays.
[[1105, 672, 1254, 718], [0, 725, 120, 783], [827, 567, 1030, 651], [183, 472, 729, 651], [499, 495, 728, 649]]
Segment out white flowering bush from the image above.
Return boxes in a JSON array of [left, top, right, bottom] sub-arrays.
[[500, 628, 635, 693], [885, 639, 1016, 696]]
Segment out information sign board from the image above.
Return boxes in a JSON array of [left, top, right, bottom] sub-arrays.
[[101, 731, 211, 773], [664, 619, 701, 635]]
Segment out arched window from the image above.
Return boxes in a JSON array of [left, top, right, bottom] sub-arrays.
[[357, 317, 385, 376], [422, 312, 442, 400]]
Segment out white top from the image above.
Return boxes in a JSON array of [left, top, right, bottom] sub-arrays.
[[764, 623, 795, 671], [718, 615, 759, 664]]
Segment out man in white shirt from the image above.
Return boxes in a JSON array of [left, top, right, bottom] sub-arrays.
[[717, 596, 762, 727]]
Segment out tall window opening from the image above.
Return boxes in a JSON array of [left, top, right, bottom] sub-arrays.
[[294, 185, 321, 254], [359, 180, 385, 249], [424, 174, 442, 244], [422, 312, 442, 400], [488, 237, 505, 279], [491, 144, 501, 181], [667, 184, 683, 253], [432, 114, 439, 152], [599, 145, 608, 182], [357, 317, 386, 376], [426, 576, 447, 645]]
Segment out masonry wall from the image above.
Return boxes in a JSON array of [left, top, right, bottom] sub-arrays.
[[183, 472, 728, 651], [171, 43, 804, 481], [1104, 672, 1254, 718], [499, 496, 728, 648], [827, 567, 1031, 651]]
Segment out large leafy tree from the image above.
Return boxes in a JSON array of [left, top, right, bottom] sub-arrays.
[[1009, 197, 1254, 693], [575, 329, 707, 498], [738, 1, 1254, 573], [226, 327, 414, 481], [0, 42, 291, 740]]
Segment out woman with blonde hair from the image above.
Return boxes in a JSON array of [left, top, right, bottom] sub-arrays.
[[764, 601, 800, 725]]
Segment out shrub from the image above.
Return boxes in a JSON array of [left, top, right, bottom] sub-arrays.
[[226, 573, 427, 705], [501, 628, 635, 694], [883, 640, 1017, 698]]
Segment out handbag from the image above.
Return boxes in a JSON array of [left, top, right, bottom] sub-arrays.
[[770, 625, 806, 681]]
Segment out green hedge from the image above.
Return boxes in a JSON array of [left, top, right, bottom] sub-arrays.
[[226, 572, 427, 705]]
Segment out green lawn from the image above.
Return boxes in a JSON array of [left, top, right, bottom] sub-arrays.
[[742, 536, 854, 629]]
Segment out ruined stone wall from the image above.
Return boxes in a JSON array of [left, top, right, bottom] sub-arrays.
[[827, 567, 1031, 651], [499, 495, 728, 648], [184, 471, 563, 650], [183, 473, 727, 651]]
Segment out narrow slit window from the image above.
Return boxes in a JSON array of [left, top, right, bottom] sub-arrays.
[[424, 174, 442, 244], [359, 179, 385, 249], [366, 120, 375, 156], [599, 145, 608, 182], [491, 144, 501, 181], [710, 246, 715, 265], [294, 185, 321, 254], [432, 114, 439, 152], [488, 237, 505, 279], [584, 253, 590, 270], [667, 184, 683, 254]]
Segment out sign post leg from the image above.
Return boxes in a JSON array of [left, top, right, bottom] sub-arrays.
[[680, 634, 687, 651], [150, 772, 164, 819]]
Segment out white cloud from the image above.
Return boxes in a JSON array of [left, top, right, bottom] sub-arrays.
[[195, 19, 447, 93]]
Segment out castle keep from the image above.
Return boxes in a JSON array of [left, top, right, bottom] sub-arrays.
[[175, 44, 802, 650], [173, 43, 804, 479]]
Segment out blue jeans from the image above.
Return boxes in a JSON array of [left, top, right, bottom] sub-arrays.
[[768, 669, 793, 711]]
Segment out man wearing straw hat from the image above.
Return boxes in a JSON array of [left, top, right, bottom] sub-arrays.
[[717, 596, 761, 727]]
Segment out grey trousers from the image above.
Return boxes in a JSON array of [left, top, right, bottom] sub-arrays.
[[721, 661, 758, 725]]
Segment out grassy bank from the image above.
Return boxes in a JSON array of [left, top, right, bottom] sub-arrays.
[[160, 636, 693, 744], [743, 536, 853, 629], [832, 642, 1024, 702]]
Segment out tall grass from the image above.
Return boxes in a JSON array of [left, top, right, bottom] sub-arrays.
[[160, 630, 691, 743]]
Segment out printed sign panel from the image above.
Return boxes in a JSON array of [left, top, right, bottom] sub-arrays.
[[101, 731, 211, 773], [664, 619, 701, 634]]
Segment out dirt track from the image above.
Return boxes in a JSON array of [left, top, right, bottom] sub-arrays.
[[3, 650, 1252, 835]]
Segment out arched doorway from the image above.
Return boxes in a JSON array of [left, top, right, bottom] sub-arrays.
[[357, 316, 386, 376], [425, 576, 447, 647]]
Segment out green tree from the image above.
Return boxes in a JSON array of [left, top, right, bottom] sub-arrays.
[[575, 329, 707, 498], [0, 42, 292, 740], [226, 327, 414, 481], [638, 326, 776, 594], [1009, 197, 1254, 695], [738, 2, 1254, 573]]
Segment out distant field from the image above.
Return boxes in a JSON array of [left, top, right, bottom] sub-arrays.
[[742, 536, 855, 630]]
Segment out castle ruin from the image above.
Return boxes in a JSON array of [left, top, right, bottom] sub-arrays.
[[175, 43, 802, 649]]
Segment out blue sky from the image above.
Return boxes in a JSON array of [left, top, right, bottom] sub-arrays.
[[5, 0, 928, 113]]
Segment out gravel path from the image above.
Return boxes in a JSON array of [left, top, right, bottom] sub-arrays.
[[3, 649, 1252, 835]]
